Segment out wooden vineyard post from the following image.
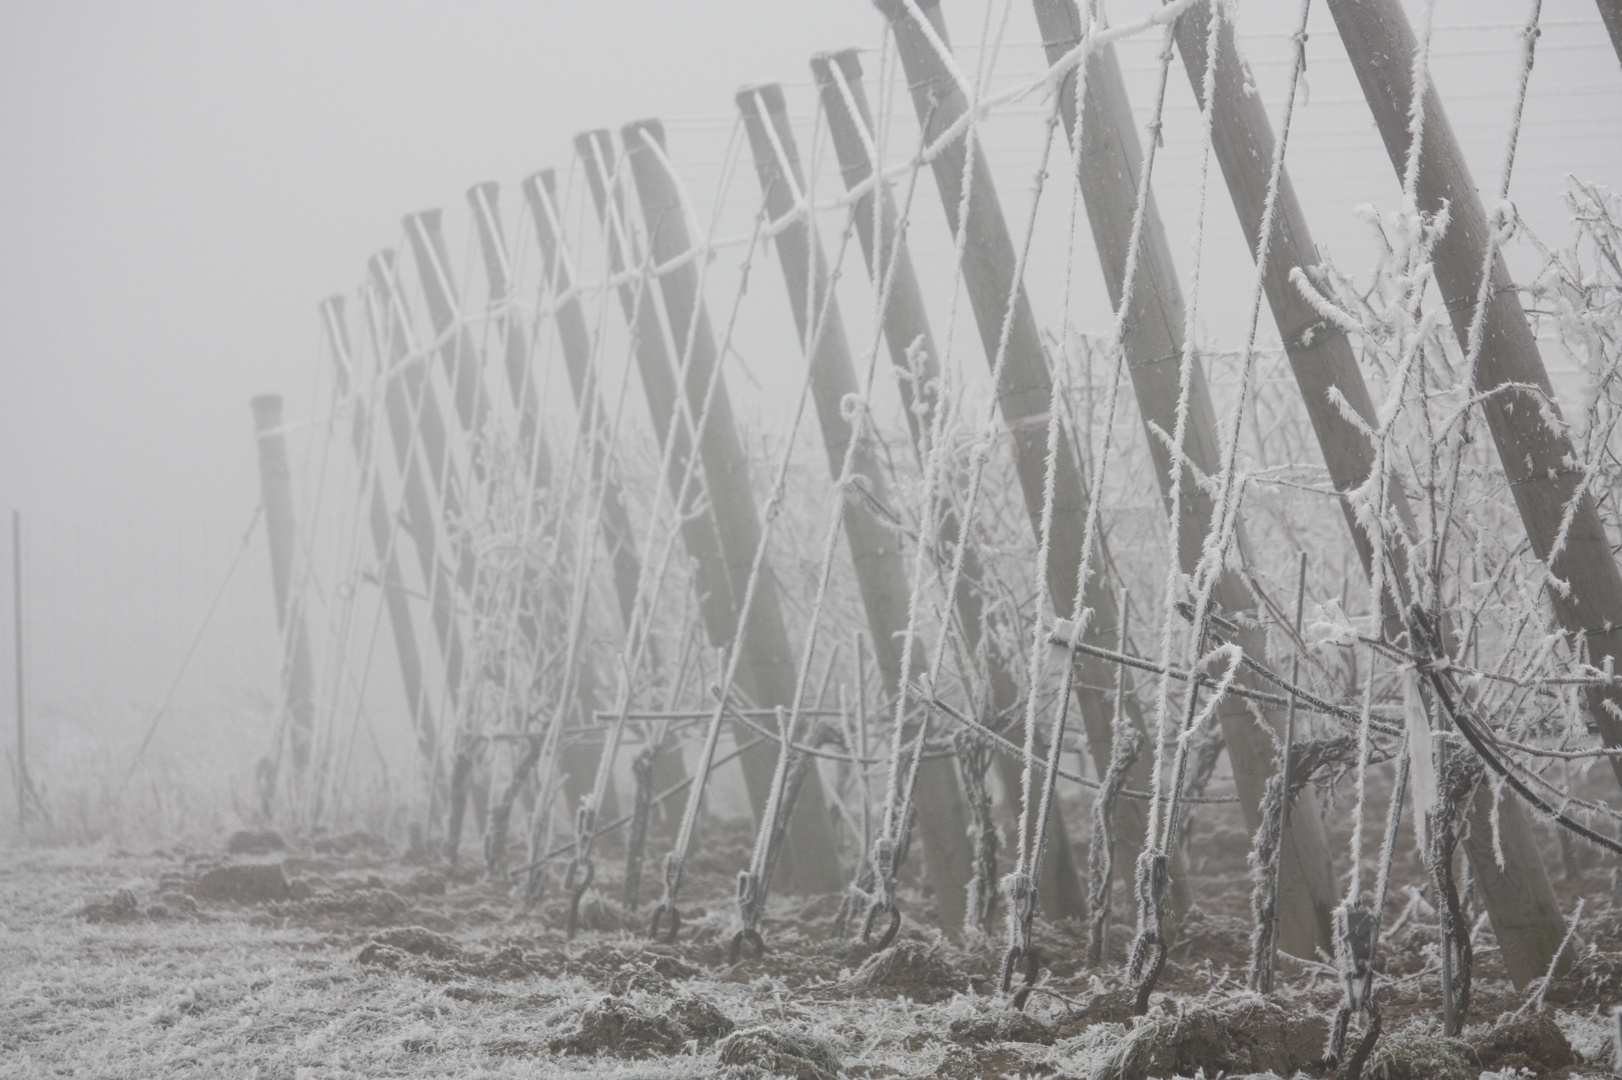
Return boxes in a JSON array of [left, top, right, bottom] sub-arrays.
[[1327, 0, 1590, 986], [572, 130, 758, 851], [1031, 0, 1339, 961], [403, 205, 608, 835], [251, 394, 318, 778], [508, 176, 645, 648], [401, 210, 493, 457], [1328, 0, 1622, 792], [607, 121, 845, 894], [469, 181, 636, 874], [736, 83, 976, 935], [874, 0, 1223, 923], [364, 252, 484, 860], [363, 252, 467, 711], [1599, 0, 1622, 71], [466, 183, 548, 483], [319, 296, 437, 758], [1164, 0, 1415, 609], [574, 131, 740, 649], [809, 49, 1097, 922], [517, 170, 688, 833], [1171, 0, 1569, 990]]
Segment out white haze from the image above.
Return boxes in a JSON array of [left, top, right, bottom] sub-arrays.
[[0, 0, 1616, 836]]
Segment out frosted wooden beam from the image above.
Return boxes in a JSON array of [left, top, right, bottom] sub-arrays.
[[251, 393, 317, 775], [737, 82, 976, 934], [1032, 0, 1339, 962], [810, 47, 1096, 922]]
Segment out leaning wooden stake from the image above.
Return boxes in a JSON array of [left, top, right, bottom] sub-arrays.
[[505, 177, 642, 640], [1329, 0, 1622, 792], [875, 0, 1205, 923], [320, 296, 437, 758], [574, 132, 741, 646], [401, 210, 492, 456], [1598, 0, 1622, 70], [736, 83, 976, 936], [619, 119, 844, 894], [810, 48, 1099, 924], [251, 394, 318, 778], [518, 171, 687, 847], [1170, 0, 1569, 990], [409, 200, 608, 851], [574, 129, 782, 877], [1327, 0, 1583, 989], [362, 252, 468, 708], [1032, 0, 1339, 962], [363, 253, 479, 858]]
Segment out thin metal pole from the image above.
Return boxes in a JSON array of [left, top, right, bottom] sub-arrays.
[[13, 509, 25, 830], [1264, 551, 1308, 991]]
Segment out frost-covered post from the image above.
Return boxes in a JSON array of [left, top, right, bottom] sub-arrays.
[[1032, 0, 1341, 961], [1328, 0, 1596, 988], [874, 0, 1216, 923], [617, 118, 844, 894], [520, 168, 687, 842], [401, 210, 493, 465], [506, 176, 642, 641], [251, 393, 317, 778], [412, 195, 608, 854], [361, 252, 467, 707], [1169, 0, 1567, 990], [573, 131, 740, 650], [735, 82, 976, 935], [319, 296, 436, 759], [1328, 0, 1622, 795], [810, 46, 1095, 923], [1598, 0, 1622, 70]]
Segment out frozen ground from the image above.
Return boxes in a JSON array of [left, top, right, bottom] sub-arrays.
[[0, 819, 1617, 1079]]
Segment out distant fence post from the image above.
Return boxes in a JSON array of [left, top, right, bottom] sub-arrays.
[[251, 394, 317, 779], [13, 509, 26, 830], [319, 296, 436, 760]]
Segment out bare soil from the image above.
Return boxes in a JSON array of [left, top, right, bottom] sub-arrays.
[[1, 800, 1617, 1078]]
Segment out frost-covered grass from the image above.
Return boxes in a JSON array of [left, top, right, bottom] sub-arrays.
[[0, 845, 1059, 1079], [4, 840, 1618, 1080]]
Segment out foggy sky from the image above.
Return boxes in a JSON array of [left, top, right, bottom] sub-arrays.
[[0, 2, 1617, 763]]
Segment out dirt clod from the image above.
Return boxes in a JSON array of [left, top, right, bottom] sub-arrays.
[[310, 831, 390, 857], [371, 926, 458, 959], [666, 994, 735, 1043], [81, 888, 141, 923], [608, 964, 673, 996], [1469, 1010, 1576, 1074], [268, 887, 410, 926], [649, 952, 700, 981], [718, 1027, 842, 1080], [149, 891, 198, 918], [1361, 1028, 1477, 1080], [548, 995, 687, 1058], [934, 1042, 1054, 1080], [1096, 995, 1327, 1080], [225, 830, 286, 856], [400, 870, 445, 897], [194, 863, 292, 904], [355, 943, 410, 970], [842, 940, 968, 1004], [949, 1008, 1055, 1045]]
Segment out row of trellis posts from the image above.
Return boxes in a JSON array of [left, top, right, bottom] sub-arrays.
[[248, 0, 1622, 1053]]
